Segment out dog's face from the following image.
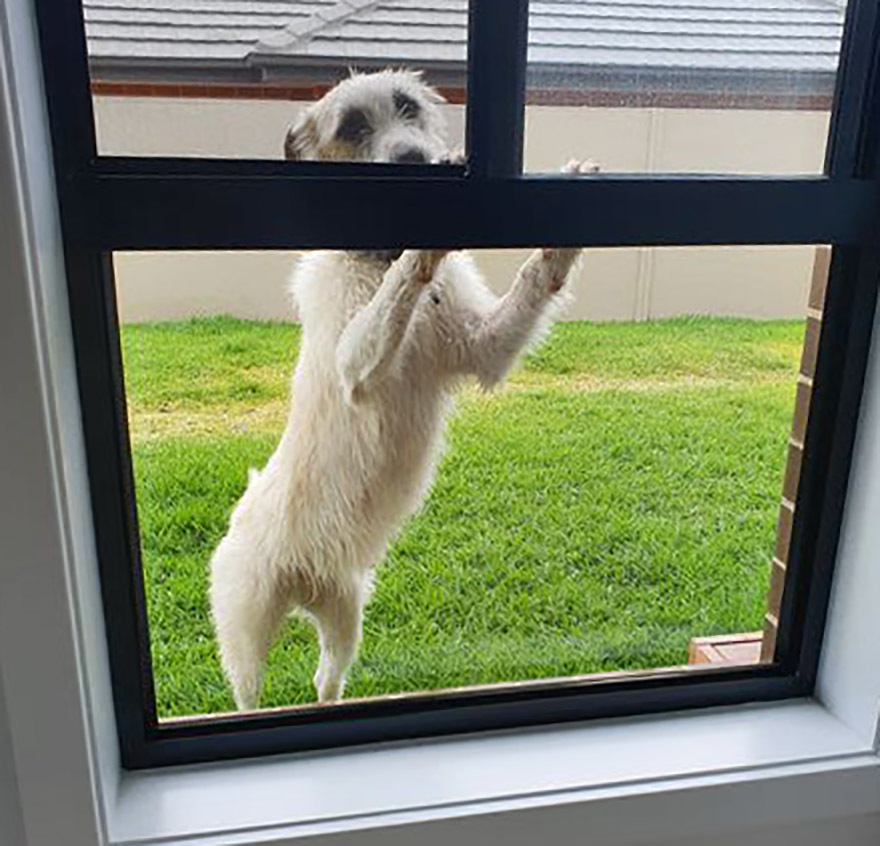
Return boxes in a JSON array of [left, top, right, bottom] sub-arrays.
[[284, 70, 448, 164]]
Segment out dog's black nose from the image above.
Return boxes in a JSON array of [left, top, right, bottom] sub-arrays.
[[391, 147, 429, 164]]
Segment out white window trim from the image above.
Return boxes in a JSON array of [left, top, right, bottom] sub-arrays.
[[1, 0, 879, 844]]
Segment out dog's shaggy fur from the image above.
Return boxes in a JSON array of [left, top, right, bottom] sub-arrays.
[[210, 70, 594, 708]]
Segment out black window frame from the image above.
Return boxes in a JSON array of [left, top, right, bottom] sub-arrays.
[[34, 0, 880, 769]]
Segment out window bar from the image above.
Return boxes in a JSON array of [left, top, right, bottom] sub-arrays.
[[466, 0, 529, 179], [32, 0, 96, 176], [777, 18, 880, 681], [61, 249, 155, 763], [824, 0, 880, 177], [32, 1, 155, 763]]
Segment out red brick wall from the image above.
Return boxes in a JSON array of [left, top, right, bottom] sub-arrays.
[[761, 247, 830, 660]]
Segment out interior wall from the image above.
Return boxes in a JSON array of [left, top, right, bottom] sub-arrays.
[[0, 670, 27, 846]]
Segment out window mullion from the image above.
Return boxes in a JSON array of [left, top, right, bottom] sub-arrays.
[[782, 14, 880, 681], [466, 0, 529, 179]]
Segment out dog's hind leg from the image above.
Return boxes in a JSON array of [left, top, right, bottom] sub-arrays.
[[307, 582, 366, 703], [210, 543, 290, 711]]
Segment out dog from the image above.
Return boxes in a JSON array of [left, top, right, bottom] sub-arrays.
[[209, 69, 595, 708]]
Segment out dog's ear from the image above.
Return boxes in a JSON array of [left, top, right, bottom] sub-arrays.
[[284, 110, 319, 160]]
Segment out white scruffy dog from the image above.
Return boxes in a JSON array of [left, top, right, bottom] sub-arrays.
[[210, 70, 595, 708]]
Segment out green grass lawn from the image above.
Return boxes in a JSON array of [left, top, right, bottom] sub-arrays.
[[122, 316, 804, 717]]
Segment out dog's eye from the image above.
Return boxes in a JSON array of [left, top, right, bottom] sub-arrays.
[[393, 91, 421, 121], [336, 109, 372, 144]]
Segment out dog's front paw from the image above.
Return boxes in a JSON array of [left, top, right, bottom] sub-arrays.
[[439, 147, 466, 167], [562, 158, 601, 175], [538, 248, 581, 293], [396, 248, 451, 286]]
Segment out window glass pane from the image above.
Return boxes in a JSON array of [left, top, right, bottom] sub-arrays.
[[85, 0, 468, 159], [115, 243, 824, 719], [525, 0, 846, 174], [85, 0, 848, 172]]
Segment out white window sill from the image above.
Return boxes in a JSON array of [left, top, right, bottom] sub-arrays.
[[108, 699, 880, 845]]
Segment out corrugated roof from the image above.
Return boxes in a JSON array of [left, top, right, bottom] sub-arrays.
[[84, 0, 846, 81]]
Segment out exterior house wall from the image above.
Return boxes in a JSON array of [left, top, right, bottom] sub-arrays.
[[95, 97, 829, 323]]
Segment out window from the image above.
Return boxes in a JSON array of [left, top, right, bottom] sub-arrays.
[[120, 245, 816, 721], [85, 0, 469, 159], [32, 0, 880, 769], [523, 0, 848, 174]]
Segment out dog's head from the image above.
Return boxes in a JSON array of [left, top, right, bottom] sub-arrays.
[[284, 69, 448, 164]]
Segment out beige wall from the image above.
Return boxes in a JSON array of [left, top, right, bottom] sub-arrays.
[[524, 106, 830, 175], [96, 97, 829, 323], [92, 96, 468, 158]]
